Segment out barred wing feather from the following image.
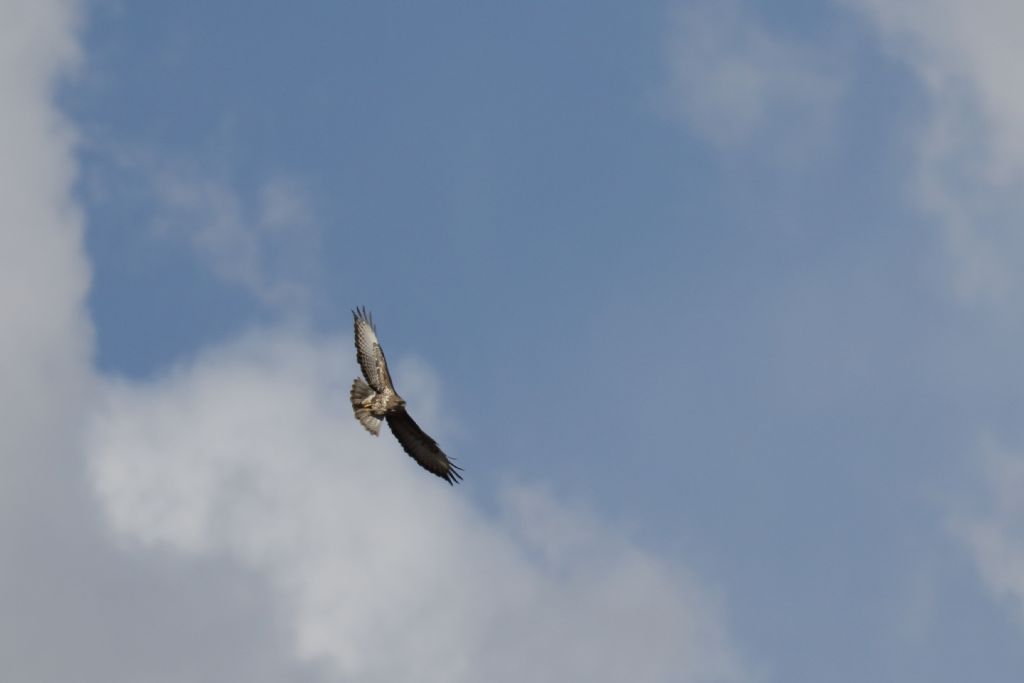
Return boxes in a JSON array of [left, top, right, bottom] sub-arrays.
[[353, 306, 393, 392]]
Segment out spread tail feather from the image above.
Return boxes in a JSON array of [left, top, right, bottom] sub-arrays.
[[350, 378, 381, 435]]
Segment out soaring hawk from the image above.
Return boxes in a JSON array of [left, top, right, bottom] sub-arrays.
[[350, 307, 463, 484]]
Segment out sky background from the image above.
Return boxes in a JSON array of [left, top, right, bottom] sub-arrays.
[[6, 0, 1024, 681]]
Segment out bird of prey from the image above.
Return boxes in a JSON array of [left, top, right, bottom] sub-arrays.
[[350, 307, 463, 484]]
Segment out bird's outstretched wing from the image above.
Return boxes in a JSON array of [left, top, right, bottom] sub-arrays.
[[353, 306, 393, 392], [386, 409, 463, 484]]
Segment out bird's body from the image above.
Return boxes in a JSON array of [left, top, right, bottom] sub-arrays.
[[349, 307, 462, 484], [350, 376, 401, 435]]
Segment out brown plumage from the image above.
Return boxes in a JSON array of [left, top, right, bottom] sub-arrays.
[[350, 307, 462, 484]]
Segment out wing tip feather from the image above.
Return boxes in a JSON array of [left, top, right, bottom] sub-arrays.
[[352, 305, 375, 330], [444, 461, 464, 485]]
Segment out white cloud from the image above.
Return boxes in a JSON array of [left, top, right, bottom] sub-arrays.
[[0, 2, 333, 681], [849, 0, 1024, 310], [0, 0, 91, 624], [840, 0, 1024, 647], [153, 171, 321, 311], [663, 0, 841, 151], [954, 445, 1024, 625], [0, 0, 90, 458], [87, 331, 746, 683]]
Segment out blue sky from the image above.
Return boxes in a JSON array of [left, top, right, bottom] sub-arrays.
[[6, 0, 1024, 681]]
